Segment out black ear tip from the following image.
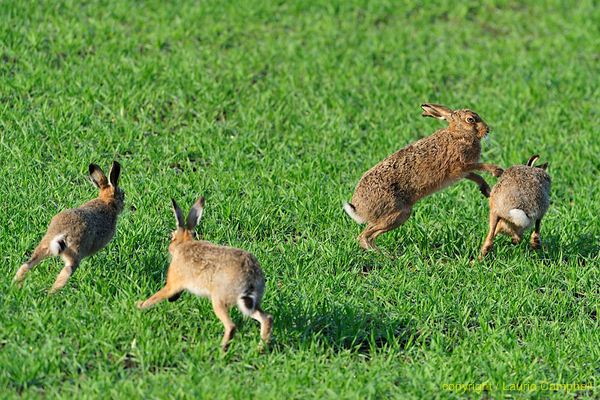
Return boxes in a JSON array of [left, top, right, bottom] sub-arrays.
[[112, 160, 121, 169], [89, 163, 99, 174], [171, 198, 178, 208], [527, 154, 540, 166], [198, 196, 206, 207]]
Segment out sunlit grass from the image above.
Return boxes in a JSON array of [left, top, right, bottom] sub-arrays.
[[0, 0, 598, 398]]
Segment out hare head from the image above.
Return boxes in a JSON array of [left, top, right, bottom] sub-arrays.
[[89, 161, 125, 213], [169, 197, 205, 252], [421, 103, 490, 139]]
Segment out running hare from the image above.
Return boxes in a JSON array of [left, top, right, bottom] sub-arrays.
[[14, 161, 124, 293], [137, 197, 273, 351], [344, 104, 503, 250], [480, 155, 551, 258]]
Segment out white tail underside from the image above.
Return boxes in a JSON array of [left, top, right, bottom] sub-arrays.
[[237, 293, 257, 317], [49, 234, 66, 255], [508, 209, 530, 228], [343, 203, 366, 224]]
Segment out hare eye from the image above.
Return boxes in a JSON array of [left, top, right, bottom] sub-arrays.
[[466, 117, 475, 123]]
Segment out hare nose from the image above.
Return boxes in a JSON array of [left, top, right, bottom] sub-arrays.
[[486, 126, 490, 134]]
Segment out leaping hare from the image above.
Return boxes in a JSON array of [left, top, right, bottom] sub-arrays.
[[344, 103, 503, 250], [480, 155, 551, 258], [14, 161, 124, 293], [137, 197, 273, 351]]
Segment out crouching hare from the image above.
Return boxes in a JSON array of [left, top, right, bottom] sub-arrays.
[[480, 155, 551, 258], [344, 103, 503, 250], [137, 197, 273, 351], [14, 161, 124, 293]]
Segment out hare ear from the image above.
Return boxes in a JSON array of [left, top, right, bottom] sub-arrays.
[[527, 155, 540, 167], [89, 164, 109, 188], [187, 196, 205, 230], [109, 161, 121, 187], [538, 162, 549, 171], [171, 199, 185, 228], [421, 103, 453, 120]]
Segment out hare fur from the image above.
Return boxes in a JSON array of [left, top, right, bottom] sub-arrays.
[[14, 162, 124, 293], [480, 155, 551, 258], [344, 103, 503, 250], [137, 197, 273, 351]]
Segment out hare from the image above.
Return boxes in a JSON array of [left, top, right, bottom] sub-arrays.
[[344, 103, 503, 250], [14, 161, 124, 293], [480, 155, 551, 258], [136, 197, 273, 351]]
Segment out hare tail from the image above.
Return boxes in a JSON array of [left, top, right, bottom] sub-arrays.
[[343, 202, 366, 224], [508, 209, 530, 228], [49, 234, 67, 255]]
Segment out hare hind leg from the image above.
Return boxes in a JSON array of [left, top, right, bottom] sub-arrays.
[[530, 219, 542, 249], [480, 213, 500, 259], [14, 244, 51, 284], [251, 308, 273, 343], [495, 219, 523, 244], [357, 223, 377, 250], [360, 208, 412, 250], [212, 300, 236, 351], [49, 251, 81, 294]]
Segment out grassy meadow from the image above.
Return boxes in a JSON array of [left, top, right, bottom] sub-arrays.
[[1, 0, 598, 398]]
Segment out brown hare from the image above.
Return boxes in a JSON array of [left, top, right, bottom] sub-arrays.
[[480, 155, 551, 259], [14, 161, 124, 293], [344, 103, 503, 250], [137, 197, 273, 351]]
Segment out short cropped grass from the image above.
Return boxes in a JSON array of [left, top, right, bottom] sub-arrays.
[[1, 0, 598, 398]]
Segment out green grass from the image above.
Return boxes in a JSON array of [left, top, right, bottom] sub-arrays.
[[1, 0, 599, 398]]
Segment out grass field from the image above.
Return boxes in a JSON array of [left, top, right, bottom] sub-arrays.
[[1, 0, 599, 398]]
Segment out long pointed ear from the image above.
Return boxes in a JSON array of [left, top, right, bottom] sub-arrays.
[[187, 196, 205, 230], [527, 155, 540, 167], [538, 162, 549, 171], [421, 103, 453, 120], [109, 161, 121, 187], [89, 164, 109, 188], [171, 199, 185, 228]]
